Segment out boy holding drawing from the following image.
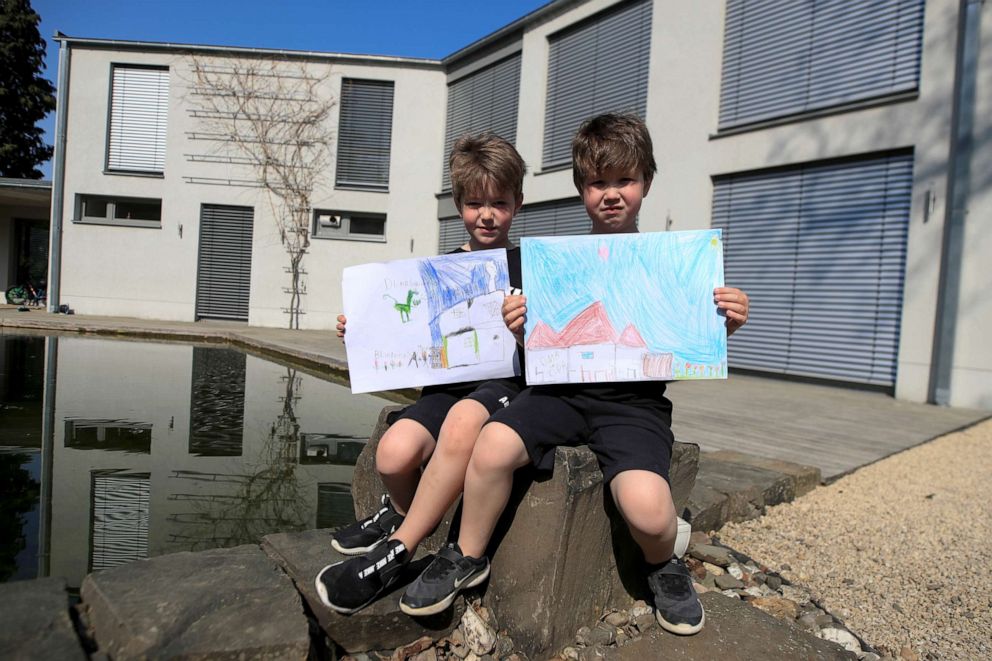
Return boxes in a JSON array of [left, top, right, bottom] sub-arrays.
[[397, 113, 749, 634], [315, 133, 527, 614]]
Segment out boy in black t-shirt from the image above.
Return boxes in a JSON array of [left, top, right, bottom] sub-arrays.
[[315, 134, 527, 614], [398, 114, 750, 633]]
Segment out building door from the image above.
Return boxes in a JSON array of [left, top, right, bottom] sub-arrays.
[[712, 152, 913, 388], [195, 204, 254, 321]]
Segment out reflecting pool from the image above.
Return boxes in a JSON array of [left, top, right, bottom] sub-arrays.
[[0, 334, 391, 591]]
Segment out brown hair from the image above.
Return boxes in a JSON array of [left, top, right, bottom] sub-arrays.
[[571, 113, 657, 192], [449, 133, 526, 210]]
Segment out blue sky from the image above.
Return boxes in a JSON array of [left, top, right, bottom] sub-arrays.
[[31, 0, 551, 177]]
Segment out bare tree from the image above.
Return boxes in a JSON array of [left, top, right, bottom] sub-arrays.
[[185, 57, 333, 328]]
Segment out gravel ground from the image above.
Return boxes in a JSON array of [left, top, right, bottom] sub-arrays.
[[717, 417, 992, 660]]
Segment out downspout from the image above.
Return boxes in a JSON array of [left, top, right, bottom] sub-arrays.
[[47, 35, 70, 313], [928, 0, 984, 405]]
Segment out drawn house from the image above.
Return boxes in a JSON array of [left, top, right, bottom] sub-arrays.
[[434, 280, 506, 368], [526, 302, 675, 384]]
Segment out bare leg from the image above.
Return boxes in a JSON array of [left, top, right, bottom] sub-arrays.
[[375, 419, 436, 515], [391, 399, 490, 551], [456, 422, 531, 558], [609, 470, 677, 564]]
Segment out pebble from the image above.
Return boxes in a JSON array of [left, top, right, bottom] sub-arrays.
[[629, 600, 652, 619], [727, 564, 745, 580], [750, 596, 800, 621], [461, 606, 497, 656], [586, 622, 616, 647], [632, 611, 656, 633], [715, 574, 744, 590], [689, 543, 735, 567], [818, 627, 863, 654], [765, 575, 783, 590], [779, 584, 811, 606], [703, 561, 725, 576], [603, 611, 629, 628]]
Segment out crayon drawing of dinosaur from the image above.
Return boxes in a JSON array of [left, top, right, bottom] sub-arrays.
[[384, 290, 421, 323]]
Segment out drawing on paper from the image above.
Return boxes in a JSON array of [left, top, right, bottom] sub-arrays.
[[521, 230, 727, 385], [342, 249, 519, 394]]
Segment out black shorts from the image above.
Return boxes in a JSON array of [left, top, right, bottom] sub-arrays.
[[390, 379, 521, 441], [487, 384, 674, 484]]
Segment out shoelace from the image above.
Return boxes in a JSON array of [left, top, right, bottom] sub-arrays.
[[423, 552, 459, 582]]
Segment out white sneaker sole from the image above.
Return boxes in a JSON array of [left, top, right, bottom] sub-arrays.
[[656, 604, 705, 636], [398, 563, 490, 617], [331, 535, 385, 556], [314, 560, 377, 615]]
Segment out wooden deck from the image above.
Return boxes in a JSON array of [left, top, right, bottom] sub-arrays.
[[667, 373, 989, 479]]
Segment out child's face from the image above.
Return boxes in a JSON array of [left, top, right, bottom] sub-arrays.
[[460, 185, 522, 250], [582, 167, 651, 234]]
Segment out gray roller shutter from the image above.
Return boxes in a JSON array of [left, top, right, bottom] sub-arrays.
[[719, 0, 925, 130], [107, 65, 169, 173], [196, 204, 254, 321], [90, 471, 150, 571], [335, 79, 395, 190], [712, 152, 912, 386], [442, 54, 522, 190], [543, 0, 652, 169], [438, 197, 588, 253]]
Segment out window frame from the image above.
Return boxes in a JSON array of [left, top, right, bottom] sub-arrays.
[[334, 78, 395, 192], [311, 209, 387, 242], [74, 194, 163, 229]]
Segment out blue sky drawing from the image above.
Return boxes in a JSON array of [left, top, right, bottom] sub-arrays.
[[418, 251, 510, 345], [522, 231, 726, 365]]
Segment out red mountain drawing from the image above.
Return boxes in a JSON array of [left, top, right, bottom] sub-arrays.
[[618, 323, 647, 348], [527, 321, 562, 349], [557, 301, 617, 346]]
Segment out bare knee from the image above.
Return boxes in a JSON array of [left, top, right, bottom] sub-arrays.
[[434, 399, 489, 461], [612, 472, 677, 538], [376, 423, 435, 478], [467, 423, 529, 477]]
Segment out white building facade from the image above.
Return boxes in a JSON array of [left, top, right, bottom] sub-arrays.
[[51, 0, 992, 408]]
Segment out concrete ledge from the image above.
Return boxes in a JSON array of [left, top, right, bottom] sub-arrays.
[[686, 451, 822, 533]]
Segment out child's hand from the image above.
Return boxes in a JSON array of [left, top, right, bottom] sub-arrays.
[[502, 295, 527, 342], [715, 287, 749, 336], [336, 314, 347, 342]]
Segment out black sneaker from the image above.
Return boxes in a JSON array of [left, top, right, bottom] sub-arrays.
[[648, 556, 705, 635], [314, 539, 409, 614], [399, 543, 489, 616], [331, 495, 404, 555]]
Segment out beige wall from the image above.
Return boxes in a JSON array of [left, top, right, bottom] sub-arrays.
[[58, 47, 446, 328]]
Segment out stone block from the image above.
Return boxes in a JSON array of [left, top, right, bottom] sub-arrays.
[[0, 577, 86, 660], [351, 406, 698, 659], [262, 529, 463, 653], [705, 450, 821, 497], [80, 545, 310, 660], [685, 452, 797, 532]]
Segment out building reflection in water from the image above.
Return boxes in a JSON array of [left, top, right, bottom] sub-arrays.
[[0, 334, 391, 591]]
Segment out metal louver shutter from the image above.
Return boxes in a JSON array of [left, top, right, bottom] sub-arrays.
[[543, 0, 652, 169], [719, 0, 925, 130], [108, 66, 169, 173], [336, 79, 395, 190], [196, 204, 254, 321], [438, 197, 589, 253], [91, 472, 150, 571], [442, 54, 522, 190], [712, 152, 912, 386], [317, 483, 355, 529]]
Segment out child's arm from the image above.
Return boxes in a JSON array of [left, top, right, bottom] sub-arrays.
[[336, 314, 347, 343], [502, 294, 527, 347], [714, 287, 749, 336]]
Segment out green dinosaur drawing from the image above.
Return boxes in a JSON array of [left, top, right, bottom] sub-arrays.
[[384, 290, 420, 323]]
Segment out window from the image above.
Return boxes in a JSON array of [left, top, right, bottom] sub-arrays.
[[313, 209, 386, 241], [75, 194, 162, 228], [107, 65, 169, 174], [712, 152, 912, 386], [442, 53, 522, 190], [543, 0, 652, 169], [335, 78, 395, 191], [718, 0, 926, 130]]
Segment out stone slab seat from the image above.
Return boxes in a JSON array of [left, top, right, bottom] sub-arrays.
[[349, 405, 700, 660], [0, 577, 87, 661]]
